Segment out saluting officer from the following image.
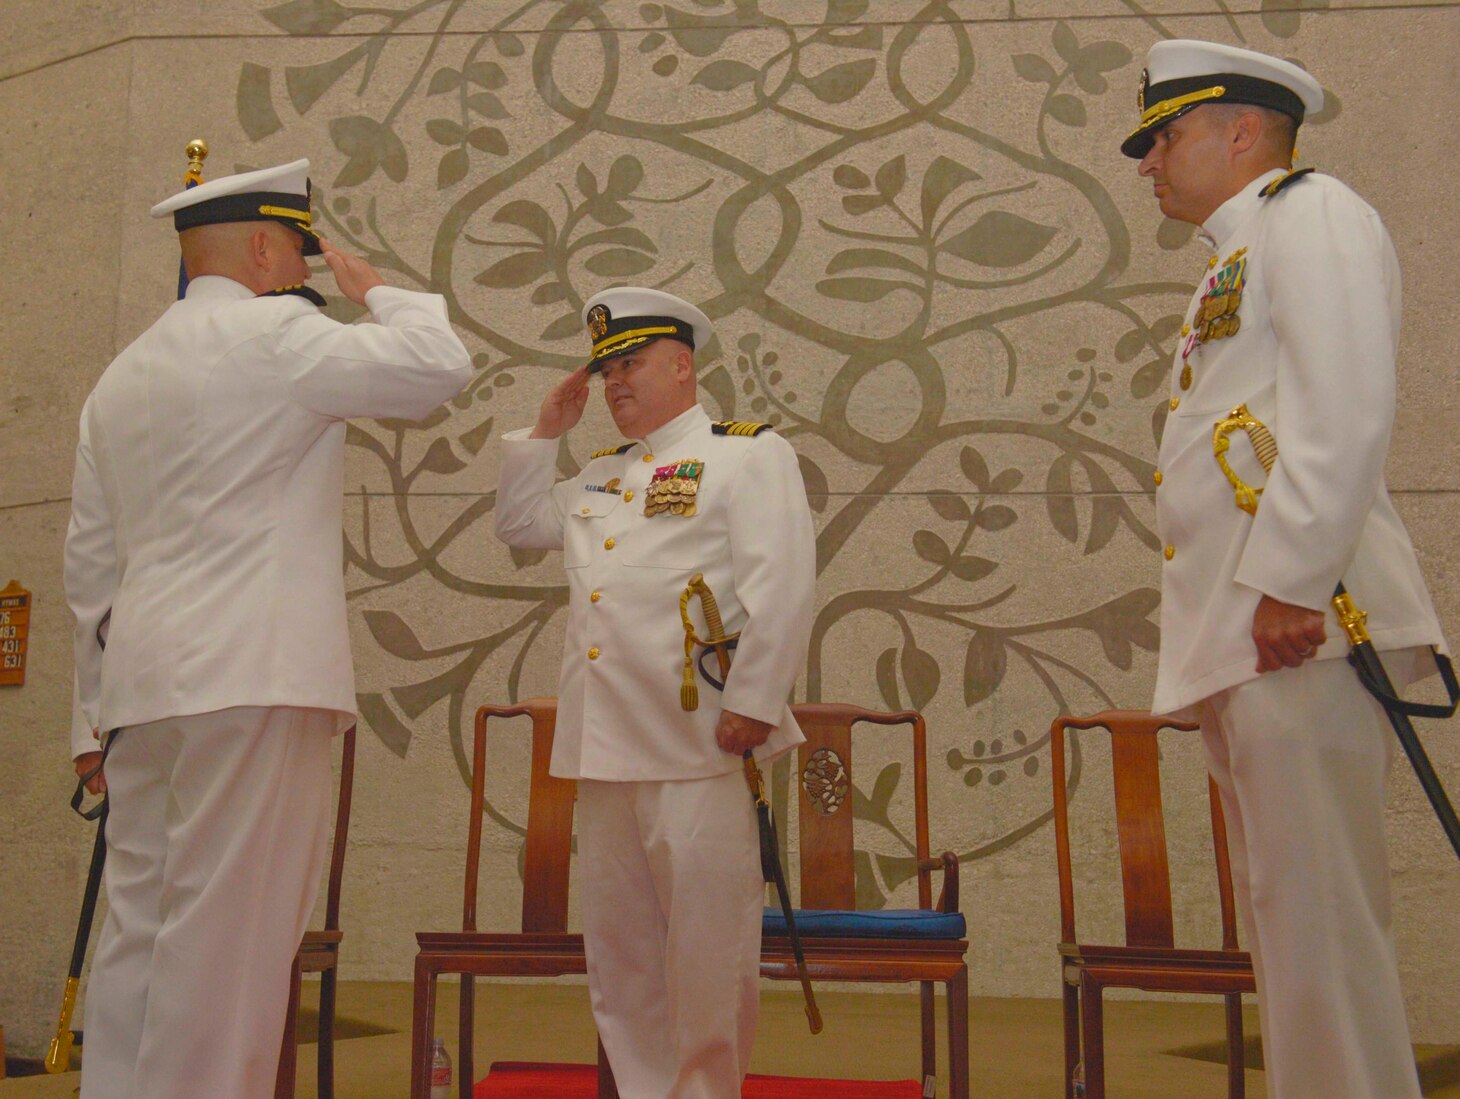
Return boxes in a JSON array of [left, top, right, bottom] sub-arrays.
[[494, 287, 816, 1096], [1126, 41, 1447, 1098], [65, 158, 471, 1098]]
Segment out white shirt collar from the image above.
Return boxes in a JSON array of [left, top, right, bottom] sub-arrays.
[[1198, 168, 1289, 251]]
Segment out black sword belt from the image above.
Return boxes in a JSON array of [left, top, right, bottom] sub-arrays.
[[1214, 405, 1460, 860], [680, 573, 823, 1034]]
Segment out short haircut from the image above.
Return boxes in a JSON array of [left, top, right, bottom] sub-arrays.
[[1207, 102, 1298, 158]]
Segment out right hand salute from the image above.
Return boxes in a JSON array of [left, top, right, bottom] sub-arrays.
[[319, 238, 385, 306], [531, 365, 591, 439]]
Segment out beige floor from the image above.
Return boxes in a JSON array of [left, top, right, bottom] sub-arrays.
[[6, 980, 1458, 1097]]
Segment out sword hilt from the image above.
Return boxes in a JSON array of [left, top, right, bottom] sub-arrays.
[[1213, 403, 1278, 514]]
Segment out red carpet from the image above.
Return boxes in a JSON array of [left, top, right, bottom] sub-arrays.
[[475, 1062, 920, 1097]]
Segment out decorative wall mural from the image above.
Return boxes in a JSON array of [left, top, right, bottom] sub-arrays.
[[236, 0, 1335, 911]]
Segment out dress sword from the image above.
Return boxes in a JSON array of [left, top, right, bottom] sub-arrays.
[[680, 573, 824, 1034], [1214, 405, 1460, 860]]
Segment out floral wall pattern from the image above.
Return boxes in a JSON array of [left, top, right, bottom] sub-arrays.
[[7, 0, 1458, 1061], [229, 0, 1349, 906]]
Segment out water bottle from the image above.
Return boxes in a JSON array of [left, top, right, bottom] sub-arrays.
[[430, 1037, 452, 1099], [1072, 1061, 1086, 1098]]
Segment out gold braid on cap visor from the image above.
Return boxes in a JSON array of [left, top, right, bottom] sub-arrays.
[[592, 325, 681, 359], [1128, 85, 1227, 138]]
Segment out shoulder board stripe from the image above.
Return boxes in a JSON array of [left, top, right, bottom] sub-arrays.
[[1260, 167, 1315, 198], [590, 442, 635, 459], [712, 420, 773, 437]]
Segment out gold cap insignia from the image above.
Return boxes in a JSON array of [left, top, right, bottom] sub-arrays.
[[1137, 68, 1148, 112], [587, 304, 610, 341]]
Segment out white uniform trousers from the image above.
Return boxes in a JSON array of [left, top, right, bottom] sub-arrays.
[[1199, 658, 1422, 1099], [578, 770, 764, 1099], [80, 706, 335, 1099]]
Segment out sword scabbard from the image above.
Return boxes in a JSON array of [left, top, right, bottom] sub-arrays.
[[44, 976, 79, 1073]]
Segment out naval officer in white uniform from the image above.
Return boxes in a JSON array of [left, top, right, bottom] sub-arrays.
[[494, 288, 815, 1097], [1126, 40, 1447, 1098], [65, 158, 471, 1098]]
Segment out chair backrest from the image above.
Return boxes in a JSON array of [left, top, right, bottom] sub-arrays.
[[1050, 710, 1240, 951], [465, 700, 576, 934], [322, 724, 357, 934], [788, 703, 933, 912]]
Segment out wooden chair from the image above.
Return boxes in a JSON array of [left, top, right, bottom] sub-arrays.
[[1051, 711, 1255, 1099], [409, 700, 617, 1099], [411, 700, 968, 1098], [275, 724, 357, 1099], [770, 703, 969, 1099]]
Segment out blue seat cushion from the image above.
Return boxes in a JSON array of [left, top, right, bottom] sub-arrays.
[[762, 907, 966, 940]]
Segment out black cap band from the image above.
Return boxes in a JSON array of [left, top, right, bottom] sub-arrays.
[[587, 314, 696, 373], [1122, 73, 1307, 158], [172, 189, 322, 255]]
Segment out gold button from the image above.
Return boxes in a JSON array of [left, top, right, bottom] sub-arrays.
[[588, 646, 600, 660], [642, 453, 655, 463], [590, 590, 601, 603], [623, 490, 634, 502], [1153, 470, 1163, 486], [1164, 544, 1176, 561], [581, 507, 590, 515], [603, 537, 615, 550], [1169, 397, 1180, 411], [1181, 323, 1191, 336], [1208, 257, 1218, 269]]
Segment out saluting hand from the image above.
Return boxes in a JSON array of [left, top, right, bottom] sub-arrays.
[[319, 238, 385, 306], [716, 710, 774, 756], [531, 366, 591, 440], [1252, 593, 1328, 673]]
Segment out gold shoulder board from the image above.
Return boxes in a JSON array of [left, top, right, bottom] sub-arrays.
[[711, 420, 773, 437], [1260, 167, 1315, 198], [590, 442, 635, 459]]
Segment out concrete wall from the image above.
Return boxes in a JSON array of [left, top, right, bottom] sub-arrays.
[[3, 0, 1457, 1058]]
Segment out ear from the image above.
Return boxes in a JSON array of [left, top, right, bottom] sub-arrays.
[[1229, 109, 1263, 156], [249, 227, 272, 272], [674, 345, 696, 383]]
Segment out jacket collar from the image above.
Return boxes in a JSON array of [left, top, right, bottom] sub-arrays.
[[643, 403, 710, 455], [1198, 168, 1287, 251], [182, 275, 257, 302]]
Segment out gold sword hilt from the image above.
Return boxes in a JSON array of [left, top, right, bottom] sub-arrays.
[[1212, 404, 1370, 645], [44, 977, 79, 1072], [1213, 403, 1279, 514], [678, 574, 740, 711]]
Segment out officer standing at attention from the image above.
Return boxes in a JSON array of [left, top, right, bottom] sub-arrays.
[[65, 158, 471, 1098], [1125, 40, 1447, 1098], [494, 287, 816, 1096]]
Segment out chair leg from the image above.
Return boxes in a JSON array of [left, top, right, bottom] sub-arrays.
[[945, 967, 969, 1099], [458, 974, 474, 1099], [597, 1036, 620, 1099], [318, 965, 337, 1099], [1078, 971, 1105, 1099], [410, 958, 440, 1099], [1224, 993, 1244, 1099], [919, 979, 936, 1094], [1062, 976, 1080, 1099], [274, 954, 302, 1099]]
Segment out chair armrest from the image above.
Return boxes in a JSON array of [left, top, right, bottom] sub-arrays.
[[919, 851, 959, 913]]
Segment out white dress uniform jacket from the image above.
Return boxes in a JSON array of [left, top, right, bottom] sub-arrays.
[[494, 403, 814, 779], [1152, 169, 1445, 715], [65, 276, 471, 752]]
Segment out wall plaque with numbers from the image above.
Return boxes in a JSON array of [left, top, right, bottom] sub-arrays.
[[0, 580, 31, 687]]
